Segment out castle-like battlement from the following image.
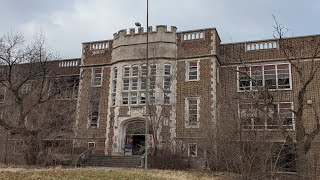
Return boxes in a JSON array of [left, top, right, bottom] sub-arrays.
[[111, 25, 177, 63], [113, 25, 177, 39]]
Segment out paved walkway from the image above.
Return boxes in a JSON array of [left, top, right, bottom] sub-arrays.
[[0, 166, 122, 173]]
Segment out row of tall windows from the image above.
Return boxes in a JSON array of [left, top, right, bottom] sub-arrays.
[[239, 102, 294, 130], [238, 64, 291, 91], [110, 64, 172, 106]]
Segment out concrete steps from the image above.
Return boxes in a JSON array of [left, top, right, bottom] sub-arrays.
[[81, 155, 142, 167]]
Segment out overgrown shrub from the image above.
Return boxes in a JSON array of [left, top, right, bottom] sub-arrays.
[[149, 149, 190, 170]]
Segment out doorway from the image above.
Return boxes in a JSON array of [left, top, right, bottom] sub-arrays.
[[132, 135, 145, 155]]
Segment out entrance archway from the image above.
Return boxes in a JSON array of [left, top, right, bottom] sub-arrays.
[[121, 119, 146, 155]]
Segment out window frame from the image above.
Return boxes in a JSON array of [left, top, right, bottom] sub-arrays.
[[185, 97, 200, 128], [237, 63, 292, 92], [130, 92, 138, 105], [88, 142, 96, 148], [238, 102, 295, 131], [111, 93, 116, 106], [186, 60, 200, 81], [89, 101, 100, 128], [188, 143, 197, 157], [123, 65, 130, 77], [163, 63, 172, 91], [122, 93, 129, 105], [92, 67, 103, 87]]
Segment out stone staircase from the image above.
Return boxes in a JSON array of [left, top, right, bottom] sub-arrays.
[[81, 155, 142, 167]]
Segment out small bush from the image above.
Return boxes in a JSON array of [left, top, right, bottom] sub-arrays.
[[149, 149, 190, 170]]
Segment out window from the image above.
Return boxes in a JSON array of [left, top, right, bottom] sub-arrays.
[[110, 117, 114, 128], [88, 142, 96, 148], [239, 102, 294, 130], [130, 92, 138, 105], [141, 64, 147, 76], [163, 116, 169, 126], [89, 101, 99, 128], [140, 92, 146, 104], [279, 103, 294, 130], [149, 92, 155, 104], [51, 76, 79, 99], [188, 143, 197, 157], [164, 64, 172, 104], [187, 60, 199, 81], [277, 64, 290, 89], [122, 93, 129, 105], [251, 66, 263, 88], [164, 77, 171, 90], [239, 67, 250, 90], [123, 66, 130, 77], [113, 67, 118, 79], [163, 64, 172, 90], [150, 64, 156, 76], [131, 78, 138, 90], [186, 97, 199, 127], [112, 80, 117, 92], [112, 68, 117, 106], [264, 65, 276, 89], [123, 79, 130, 91], [92, 68, 102, 86], [132, 65, 139, 77], [140, 78, 146, 90], [164, 92, 170, 104], [111, 94, 116, 106], [21, 83, 31, 94], [120, 64, 157, 106], [238, 64, 291, 91], [0, 85, 6, 103], [149, 76, 156, 90], [164, 64, 171, 75]]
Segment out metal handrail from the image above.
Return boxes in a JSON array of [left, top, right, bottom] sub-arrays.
[[72, 147, 93, 167]]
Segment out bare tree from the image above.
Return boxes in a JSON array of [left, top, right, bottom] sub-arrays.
[[273, 17, 320, 179], [204, 84, 296, 179], [0, 32, 77, 165]]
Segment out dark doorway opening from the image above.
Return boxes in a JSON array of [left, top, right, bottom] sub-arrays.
[[132, 135, 145, 155]]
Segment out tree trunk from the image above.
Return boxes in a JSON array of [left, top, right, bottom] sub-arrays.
[[296, 142, 310, 180], [24, 134, 40, 165]]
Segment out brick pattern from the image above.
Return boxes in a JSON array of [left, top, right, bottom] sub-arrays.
[[220, 35, 320, 64], [82, 41, 113, 66], [75, 66, 110, 153], [177, 29, 215, 58], [175, 59, 214, 139]]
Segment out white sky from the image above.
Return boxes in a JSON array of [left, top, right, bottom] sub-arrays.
[[0, 0, 319, 58]]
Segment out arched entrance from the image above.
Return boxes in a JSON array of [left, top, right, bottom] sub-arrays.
[[121, 119, 146, 155]]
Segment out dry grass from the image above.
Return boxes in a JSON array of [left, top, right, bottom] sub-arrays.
[[0, 168, 237, 180]]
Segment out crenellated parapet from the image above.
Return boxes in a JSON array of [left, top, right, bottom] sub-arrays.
[[112, 25, 178, 63], [113, 25, 177, 39]]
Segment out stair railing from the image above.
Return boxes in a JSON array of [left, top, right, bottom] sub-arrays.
[[72, 147, 93, 167]]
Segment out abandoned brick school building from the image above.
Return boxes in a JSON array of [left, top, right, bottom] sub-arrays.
[[1, 25, 320, 169]]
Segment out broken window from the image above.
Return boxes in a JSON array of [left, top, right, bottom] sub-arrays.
[[186, 97, 199, 126], [188, 143, 197, 157], [89, 101, 99, 128]]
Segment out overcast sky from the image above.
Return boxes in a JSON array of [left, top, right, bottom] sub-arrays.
[[0, 0, 319, 58]]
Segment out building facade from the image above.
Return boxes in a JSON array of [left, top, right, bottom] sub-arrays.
[[1, 25, 320, 171], [74, 26, 220, 157]]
